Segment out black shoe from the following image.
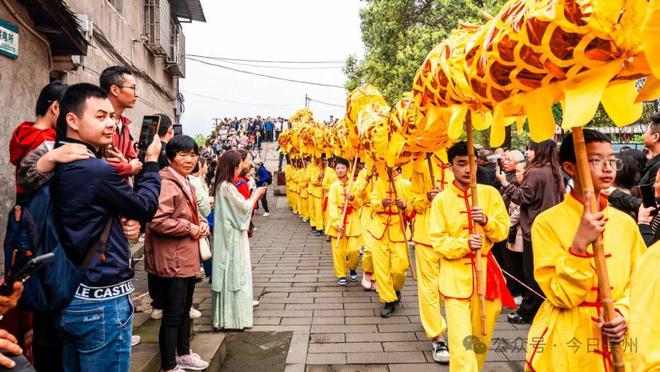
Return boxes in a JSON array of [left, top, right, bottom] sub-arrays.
[[507, 312, 528, 324], [380, 302, 396, 318], [395, 291, 402, 304], [325, 237, 331, 242], [311, 227, 317, 233], [349, 270, 358, 281], [337, 277, 348, 286]]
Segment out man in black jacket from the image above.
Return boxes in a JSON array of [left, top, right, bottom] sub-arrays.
[[52, 83, 161, 371], [609, 114, 660, 214]]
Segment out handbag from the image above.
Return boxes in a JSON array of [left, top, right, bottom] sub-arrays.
[[199, 236, 212, 261]]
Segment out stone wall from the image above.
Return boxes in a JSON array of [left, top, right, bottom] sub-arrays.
[[0, 0, 181, 243]]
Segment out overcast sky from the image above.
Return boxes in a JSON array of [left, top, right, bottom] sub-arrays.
[[180, 0, 364, 136]]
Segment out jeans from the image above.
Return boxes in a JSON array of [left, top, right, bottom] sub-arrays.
[[159, 277, 196, 370], [261, 194, 270, 213], [57, 295, 134, 372]]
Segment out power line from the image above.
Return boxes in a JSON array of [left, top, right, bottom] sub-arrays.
[[186, 53, 345, 64], [308, 97, 344, 108], [202, 58, 344, 70], [182, 90, 299, 109], [186, 57, 346, 89]]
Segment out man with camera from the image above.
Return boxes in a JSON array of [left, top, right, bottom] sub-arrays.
[[52, 83, 161, 371]]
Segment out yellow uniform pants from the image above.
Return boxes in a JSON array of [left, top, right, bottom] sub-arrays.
[[445, 295, 502, 372], [361, 231, 374, 274], [373, 240, 408, 303], [331, 237, 361, 278], [310, 196, 324, 230], [300, 196, 309, 221], [415, 244, 447, 339]]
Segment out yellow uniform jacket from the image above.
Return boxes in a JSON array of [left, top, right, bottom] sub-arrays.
[[428, 182, 509, 299], [368, 175, 413, 243], [630, 240, 660, 371], [326, 178, 362, 238], [526, 193, 645, 371], [289, 166, 300, 194], [410, 158, 454, 247], [308, 163, 324, 199], [298, 167, 309, 198]]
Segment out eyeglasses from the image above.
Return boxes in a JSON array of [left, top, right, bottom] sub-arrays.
[[118, 85, 138, 94], [588, 158, 623, 171]]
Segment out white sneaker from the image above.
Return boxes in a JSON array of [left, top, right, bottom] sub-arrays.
[[176, 352, 209, 371], [361, 272, 372, 290], [151, 308, 163, 320], [432, 339, 450, 364], [131, 335, 141, 347], [162, 365, 186, 372], [253, 300, 260, 307], [189, 307, 202, 319], [263, 212, 270, 217]]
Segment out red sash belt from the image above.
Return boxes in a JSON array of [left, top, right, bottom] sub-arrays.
[[322, 196, 328, 212], [466, 251, 516, 308]]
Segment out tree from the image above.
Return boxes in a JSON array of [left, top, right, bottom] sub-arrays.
[[194, 134, 207, 148], [347, 0, 507, 104]]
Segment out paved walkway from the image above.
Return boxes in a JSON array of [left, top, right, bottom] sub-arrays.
[[134, 142, 530, 371]]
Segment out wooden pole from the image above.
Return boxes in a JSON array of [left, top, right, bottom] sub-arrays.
[[334, 156, 360, 250], [572, 127, 625, 372], [426, 153, 437, 189], [387, 167, 416, 280], [466, 119, 487, 336]]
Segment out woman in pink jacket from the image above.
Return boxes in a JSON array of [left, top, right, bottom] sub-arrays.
[[144, 135, 209, 372]]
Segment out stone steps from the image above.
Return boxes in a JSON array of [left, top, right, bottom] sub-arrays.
[[130, 314, 227, 372]]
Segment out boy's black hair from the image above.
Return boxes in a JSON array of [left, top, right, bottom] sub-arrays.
[[56, 83, 108, 140], [35, 81, 69, 117], [166, 135, 199, 161], [155, 113, 173, 136], [447, 141, 470, 163], [559, 129, 611, 164], [335, 157, 350, 168], [99, 65, 133, 92]]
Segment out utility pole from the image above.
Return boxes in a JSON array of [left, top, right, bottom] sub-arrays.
[[212, 118, 222, 129], [305, 94, 310, 108]]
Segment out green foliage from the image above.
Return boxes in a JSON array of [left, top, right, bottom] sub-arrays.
[[194, 134, 207, 148], [347, 0, 507, 104]]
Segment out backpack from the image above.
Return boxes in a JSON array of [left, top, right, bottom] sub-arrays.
[[3, 185, 111, 312]]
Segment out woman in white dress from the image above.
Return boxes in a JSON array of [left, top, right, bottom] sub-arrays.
[[211, 150, 266, 330]]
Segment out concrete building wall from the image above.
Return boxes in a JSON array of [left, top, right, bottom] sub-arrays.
[[64, 0, 178, 131], [0, 0, 52, 239], [0, 0, 183, 241]]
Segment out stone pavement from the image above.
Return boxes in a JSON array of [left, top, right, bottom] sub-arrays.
[[131, 141, 531, 371]]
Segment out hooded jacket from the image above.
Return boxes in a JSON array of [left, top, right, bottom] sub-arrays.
[[9, 121, 56, 194]]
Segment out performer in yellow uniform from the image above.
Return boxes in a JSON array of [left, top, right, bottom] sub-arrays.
[[326, 157, 362, 286], [409, 151, 454, 364], [298, 158, 310, 222], [428, 141, 512, 372], [293, 161, 304, 217], [321, 157, 337, 241], [352, 165, 377, 290], [284, 160, 296, 212], [308, 158, 325, 234], [630, 239, 660, 371], [290, 161, 301, 215], [525, 130, 645, 372], [370, 167, 413, 317]]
